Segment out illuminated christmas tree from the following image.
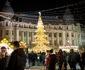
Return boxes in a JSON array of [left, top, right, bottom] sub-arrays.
[[32, 12, 50, 52]]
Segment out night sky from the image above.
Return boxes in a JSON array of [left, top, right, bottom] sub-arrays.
[[0, 0, 82, 12]]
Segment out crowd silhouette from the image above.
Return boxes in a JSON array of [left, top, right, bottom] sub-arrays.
[[0, 42, 85, 70]]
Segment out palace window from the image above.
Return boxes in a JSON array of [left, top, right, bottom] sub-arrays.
[[72, 40, 74, 45], [6, 30, 9, 35], [59, 33, 62, 37], [54, 40, 56, 45], [6, 22, 8, 26], [67, 33, 69, 37], [59, 40, 63, 45], [12, 31, 14, 35], [67, 26, 68, 30], [72, 33, 74, 37], [49, 33, 51, 37], [54, 33, 57, 37], [59, 26, 62, 29], [0, 30, 2, 36]]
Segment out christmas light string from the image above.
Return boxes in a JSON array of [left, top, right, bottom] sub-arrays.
[[26, 0, 85, 14], [0, 0, 85, 17], [0, 12, 85, 25], [0, 0, 85, 27], [0, 12, 85, 29], [15, 16, 85, 28]]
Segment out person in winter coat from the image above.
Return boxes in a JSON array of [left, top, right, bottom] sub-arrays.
[[0, 47, 9, 70], [57, 49, 64, 70], [31, 51, 36, 66], [81, 50, 85, 70], [68, 49, 78, 70], [6, 41, 26, 70], [44, 50, 50, 70], [63, 51, 68, 70], [47, 49, 57, 70]]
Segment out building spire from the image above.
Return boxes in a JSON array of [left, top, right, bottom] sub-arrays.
[[63, 8, 75, 24], [2, 0, 14, 14], [5, 0, 10, 6], [66, 0, 69, 8], [38, 12, 41, 17]]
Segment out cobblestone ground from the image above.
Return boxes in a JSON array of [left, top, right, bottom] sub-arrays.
[[25, 63, 81, 70], [25, 61, 81, 70]]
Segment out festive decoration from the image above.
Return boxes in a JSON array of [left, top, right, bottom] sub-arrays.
[[0, 38, 13, 55], [0, 38, 13, 49], [19, 41, 27, 48], [31, 12, 51, 52]]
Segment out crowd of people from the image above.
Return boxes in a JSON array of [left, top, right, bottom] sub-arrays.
[[0, 41, 85, 70], [25, 49, 85, 70], [43, 49, 85, 70]]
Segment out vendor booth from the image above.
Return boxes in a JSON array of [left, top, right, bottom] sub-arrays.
[[0, 38, 13, 55]]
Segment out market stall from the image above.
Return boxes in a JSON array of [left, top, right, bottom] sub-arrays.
[[0, 38, 13, 55]]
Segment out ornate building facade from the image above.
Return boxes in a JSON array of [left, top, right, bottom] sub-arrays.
[[0, 0, 85, 50]]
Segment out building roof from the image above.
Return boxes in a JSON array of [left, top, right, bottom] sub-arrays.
[[63, 8, 75, 24], [2, 0, 14, 14]]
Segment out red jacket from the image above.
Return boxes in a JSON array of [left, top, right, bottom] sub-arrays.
[[57, 52, 64, 62], [44, 55, 50, 66]]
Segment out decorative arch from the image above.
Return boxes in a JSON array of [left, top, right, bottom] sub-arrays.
[[0, 38, 13, 49]]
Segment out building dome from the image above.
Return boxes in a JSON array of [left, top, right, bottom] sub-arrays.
[[2, 0, 14, 14], [63, 8, 75, 24], [1, 0, 14, 19]]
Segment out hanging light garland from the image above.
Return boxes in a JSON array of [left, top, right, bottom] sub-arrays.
[[0, 38, 13, 49]]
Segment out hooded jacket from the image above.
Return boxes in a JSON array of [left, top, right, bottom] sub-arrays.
[[6, 48, 26, 70]]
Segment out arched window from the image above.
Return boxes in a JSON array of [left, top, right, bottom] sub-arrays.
[[6, 22, 8, 26], [67, 33, 69, 37], [72, 33, 74, 37]]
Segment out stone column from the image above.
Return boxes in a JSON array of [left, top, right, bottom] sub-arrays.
[[69, 32, 72, 45], [75, 32, 78, 46], [26, 32, 29, 45], [14, 24, 19, 41], [52, 33, 54, 45], [79, 34, 82, 45], [32, 32, 34, 41], [57, 33, 59, 44], [2, 29, 5, 38], [9, 30, 12, 42], [15, 29, 19, 41], [63, 31, 66, 45], [21, 31, 24, 42]]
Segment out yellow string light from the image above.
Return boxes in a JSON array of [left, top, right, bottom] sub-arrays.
[[0, 38, 13, 49], [19, 41, 27, 48]]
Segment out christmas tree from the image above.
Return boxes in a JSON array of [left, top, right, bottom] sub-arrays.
[[32, 12, 51, 52]]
